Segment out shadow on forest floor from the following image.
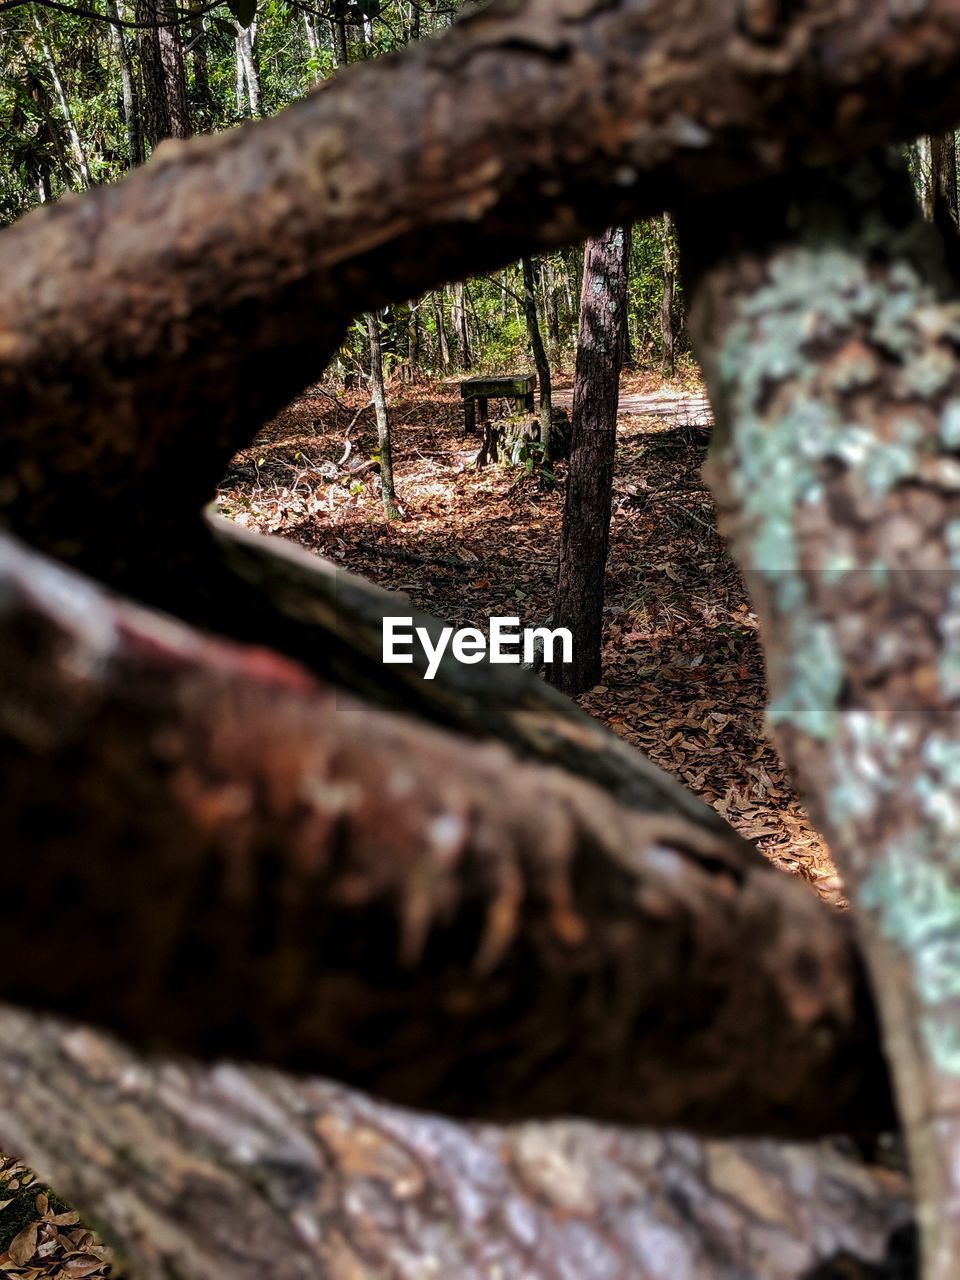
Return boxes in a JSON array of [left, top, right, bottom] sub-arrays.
[[217, 369, 841, 906]]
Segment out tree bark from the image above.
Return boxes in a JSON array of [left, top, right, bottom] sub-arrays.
[[0, 528, 894, 1138], [135, 0, 191, 148], [543, 256, 562, 362], [550, 227, 629, 695], [330, 15, 348, 69], [30, 9, 91, 188], [108, 0, 143, 167], [0, 1006, 913, 1280], [303, 9, 318, 61], [681, 151, 960, 1278], [521, 256, 554, 462], [661, 212, 677, 378], [11, 0, 960, 590], [156, 0, 191, 138], [365, 310, 399, 519], [407, 301, 420, 375], [235, 20, 262, 118], [452, 281, 472, 370]]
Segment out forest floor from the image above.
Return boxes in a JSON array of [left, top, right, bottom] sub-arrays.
[[217, 367, 842, 907]]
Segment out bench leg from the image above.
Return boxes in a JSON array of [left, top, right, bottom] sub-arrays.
[[478, 396, 488, 426], [464, 399, 476, 433], [525, 392, 536, 413]]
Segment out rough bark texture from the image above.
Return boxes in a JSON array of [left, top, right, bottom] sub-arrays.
[[0, 1006, 913, 1280], [10, 0, 960, 591], [926, 132, 957, 252], [550, 226, 629, 695], [135, 0, 190, 149], [681, 153, 960, 1277], [0, 529, 894, 1138]]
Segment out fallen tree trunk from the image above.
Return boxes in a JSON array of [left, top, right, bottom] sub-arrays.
[[6, 1, 960, 586], [0, 530, 893, 1138], [205, 516, 753, 834], [682, 152, 960, 1276], [0, 1006, 914, 1280]]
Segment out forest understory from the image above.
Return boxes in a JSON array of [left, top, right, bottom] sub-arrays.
[[218, 368, 842, 910]]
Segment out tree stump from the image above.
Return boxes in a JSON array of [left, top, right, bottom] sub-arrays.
[[476, 406, 571, 467]]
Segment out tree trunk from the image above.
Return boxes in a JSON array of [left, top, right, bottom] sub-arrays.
[[433, 292, 451, 370], [107, 0, 142, 168], [543, 256, 562, 361], [303, 10, 319, 60], [452, 281, 472, 370], [365, 311, 399, 519], [661, 211, 676, 377], [135, 0, 192, 148], [235, 20, 262, 118], [156, 0, 191, 139], [549, 227, 630, 695], [681, 150, 960, 1279], [521, 256, 554, 462], [30, 10, 90, 188], [189, 0, 215, 130], [928, 130, 959, 263], [135, 6, 169, 149], [0, 1006, 912, 1280], [0, 523, 895, 1137], [407, 301, 420, 375], [330, 16, 348, 69]]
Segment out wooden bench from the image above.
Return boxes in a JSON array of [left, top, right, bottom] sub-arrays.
[[460, 373, 537, 433]]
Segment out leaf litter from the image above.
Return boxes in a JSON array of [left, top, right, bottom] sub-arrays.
[[219, 369, 844, 907]]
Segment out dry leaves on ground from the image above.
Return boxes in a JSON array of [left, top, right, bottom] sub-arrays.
[[219, 368, 843, 906]]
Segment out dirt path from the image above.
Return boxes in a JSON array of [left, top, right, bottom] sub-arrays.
[[553, 383, 714, 426]]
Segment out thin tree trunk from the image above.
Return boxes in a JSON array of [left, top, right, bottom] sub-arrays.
[[543, 257, 561, 361], [189, 0, 215, 129], [365, 310, 399, 519], [303, 11, 318, 56], [30, 72, 74, 194], [622, 310, 635, 369], [330, 16, 348, 68], [407, 301, 420, 375], [660, 212, 676, 377], [107, 0, 142, 168], [550, 227, 629, 695], [521, 256, 554, 462], [407, 0, 420, 42], [31, 10, 91, 188], [235, 21, 262, 118], [453, 280, 472, 370], [433, 292, 451, 370]]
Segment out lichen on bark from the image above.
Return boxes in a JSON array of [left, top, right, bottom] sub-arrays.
[[682, 152, 960, 1276]]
